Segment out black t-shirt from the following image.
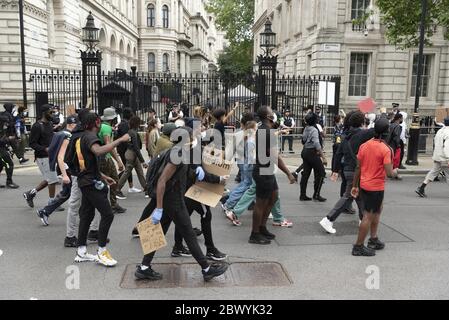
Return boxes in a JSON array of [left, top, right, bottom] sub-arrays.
[[255, 121, 277, 174], [78, 131, 102, 188], [213, 121, 225, 150], [116, 119, 129, 154]]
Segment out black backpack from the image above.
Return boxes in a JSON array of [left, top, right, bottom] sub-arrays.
[[145, 148, 173, 198]]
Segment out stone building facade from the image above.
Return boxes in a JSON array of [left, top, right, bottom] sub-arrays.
[[0, 0, 226, 110], [252, 0, 449, 114]]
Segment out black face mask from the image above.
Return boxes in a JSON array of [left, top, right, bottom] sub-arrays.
[[45, 112, 53, 121]]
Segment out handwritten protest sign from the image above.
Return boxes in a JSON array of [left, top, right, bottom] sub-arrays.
[[435, 107, 449, 124], [201, 146, 232, 177], [136, 218, 167, 255], [185, 182, 225, 207], [184, 146, 232, 207], [66, 105, 76, 116]]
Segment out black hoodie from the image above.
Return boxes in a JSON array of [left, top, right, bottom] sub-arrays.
[[333, 127, 375, 172]]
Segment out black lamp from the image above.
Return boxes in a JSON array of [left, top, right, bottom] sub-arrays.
[[82, 12, 99, 52], [260, 18, 276, 56]]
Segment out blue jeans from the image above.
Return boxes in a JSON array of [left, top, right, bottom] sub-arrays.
[[225, 164, 253, 209], [44, 181, 72, 216]]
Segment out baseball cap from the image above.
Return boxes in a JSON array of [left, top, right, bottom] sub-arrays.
[[66, 115, 79, 125]]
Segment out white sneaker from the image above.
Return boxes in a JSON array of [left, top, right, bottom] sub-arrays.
[[128, 187, 142, 193], [319, 217, 336, 234], [74, 252, 98, 263], [97, 249, 117, 267], [268, 213, 273, 219]]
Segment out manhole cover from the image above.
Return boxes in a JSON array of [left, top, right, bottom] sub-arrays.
[[120, 262, 292, 289]]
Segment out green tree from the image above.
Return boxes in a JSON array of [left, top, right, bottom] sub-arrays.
[[207, 0, 255, 78], [376, 0, 449, 49]]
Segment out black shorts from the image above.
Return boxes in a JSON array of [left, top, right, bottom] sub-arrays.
[[360, 189, 384, 213], [253, 173, 278, 199]]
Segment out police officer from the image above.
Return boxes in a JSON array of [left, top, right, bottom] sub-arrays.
[[0, 104, 20, 189], [281, 109, 295, 153]]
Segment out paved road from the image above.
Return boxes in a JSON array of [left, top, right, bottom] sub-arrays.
[[0, 166, 448, 300]]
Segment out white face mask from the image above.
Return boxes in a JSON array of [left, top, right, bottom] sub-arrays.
[[12, 107, 18, 117]]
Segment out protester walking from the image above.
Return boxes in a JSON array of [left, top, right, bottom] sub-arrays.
[[116, 116, 148, 195], [250, 106, 295, 245], [416, 117, 449, 198], [351, 118, 396, 256], [23, 104, 60, 209], [387, 113, 403, 179], [0, 110, 19, 188], [145, 118, 160, 159], [134, 127, 229, 282], [319, 111, 375, 234], [74, 112, 130, 266]]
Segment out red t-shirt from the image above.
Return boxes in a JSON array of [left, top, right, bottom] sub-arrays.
[[357, 139, 393, 191]]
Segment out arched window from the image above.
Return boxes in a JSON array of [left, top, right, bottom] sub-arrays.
[[148, 53, 156, 72], [147, 4, 155, 27], [163, 53, 169, 72], [162, 5, 169, 28]]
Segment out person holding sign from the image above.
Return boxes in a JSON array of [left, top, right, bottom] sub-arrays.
[[135, 127, 228, 281]]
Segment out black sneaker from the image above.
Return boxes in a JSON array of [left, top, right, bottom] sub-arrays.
[[260, 226, 275, 240], [36, 209, 49, 226], [87, 230, 110, 244], [6, 182, 19, 189], [249, 233, 271, 245], [202, 263, 229, 282], [23, 190, 36, 208], [135, 265, 163, 281], [64, 236, 78, 248], [313, 195, 327, 202], [19, 158, 29, 164], [206, 248, 227, 261], [399, 165, 406, 170], [299, 195, 312, 201], [415, 187, 426, 198], [368, 238, 385, 250], [116, 191, 127, 200], [193, 227, 203, 237], [112, 205, 127, 214], [352, 244, 376, 257], [131, 227, 140, 238], [0, 184, 5, 188], [171, 245, 192, 257]]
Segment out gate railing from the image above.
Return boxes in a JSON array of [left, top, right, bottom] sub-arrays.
[[30, 69, 341, 127]]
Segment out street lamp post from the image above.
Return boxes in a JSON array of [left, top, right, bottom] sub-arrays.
[[406, 0, 428, 166], [81, 12, 102, 110], [257, 18, 277, 111], [18, 0, 27, 110]]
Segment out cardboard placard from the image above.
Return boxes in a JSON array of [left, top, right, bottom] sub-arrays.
[[201, 146, 232, 177], [86, 97, 93, 109], [185, 181, 225, 207], [136, 217, 167, 255], [435, 107, 449, 124], [65, 105, 75, 116]]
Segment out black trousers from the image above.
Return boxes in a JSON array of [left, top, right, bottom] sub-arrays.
[[300, 148, 326, 196], [340, 170, 347, 197], [118, 149, 133, 185], [174, 199, 215, 250], [400, 141, 405, 167], [282, 136, 293, 151], [0, 147, 14, 183], [78, 185, 114, 247], [140, 197, 209, 269]]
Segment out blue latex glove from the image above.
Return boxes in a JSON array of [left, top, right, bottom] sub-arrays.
[[151, 208, 163, 225], [195, 166, 205, 181]]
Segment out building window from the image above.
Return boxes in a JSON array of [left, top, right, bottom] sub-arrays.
[[348, 52, 370, 97], [411, 54, 432, 97], [147, 4, 155, 27], [163, 53, 170, 72], [162, 5, 169, 28], [148, 53, 155, 72], [351, 0, 369, 31]]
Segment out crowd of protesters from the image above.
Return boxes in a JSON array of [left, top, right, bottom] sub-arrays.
[[1, 97, 444, 283]]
